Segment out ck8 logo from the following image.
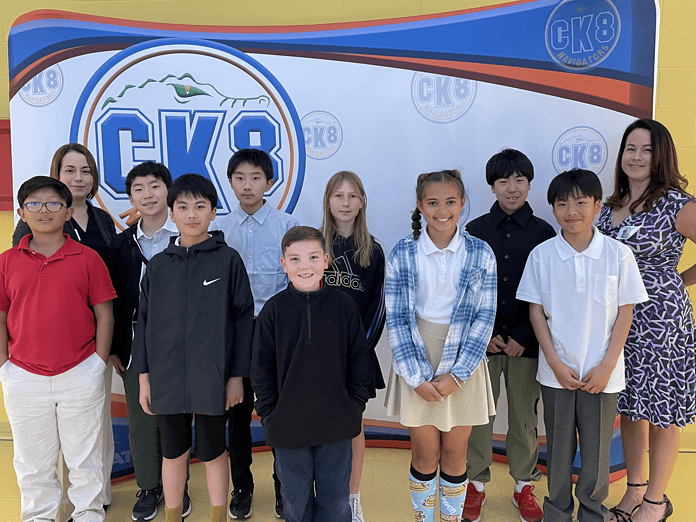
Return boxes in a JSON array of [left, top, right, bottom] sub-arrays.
[[545, 0, 621, 71], [302, 111, 343, 160], [20, 64, 63, 107], [70, 39, 305, 227], [552, 126, 608, 174], [411, 72, 476, 124]]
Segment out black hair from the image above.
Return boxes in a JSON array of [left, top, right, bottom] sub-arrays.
[[166, 173, 218, 209], [412, 170, 465, 240], [17, 176, 73, 208], [547, 168, 602, 205], [485, 148, 534, 185], [125, 162, 173, 196], [227, 148, 274, 182], [281, 226, 325, 254]]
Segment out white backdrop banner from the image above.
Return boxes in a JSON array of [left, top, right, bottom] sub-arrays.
[[8, 1, 658, 475]]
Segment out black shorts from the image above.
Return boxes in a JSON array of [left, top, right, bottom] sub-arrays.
[[157, 413, 227, 462]]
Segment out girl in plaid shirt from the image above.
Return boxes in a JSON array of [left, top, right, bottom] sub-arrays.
[[383, 170, 497, 522]]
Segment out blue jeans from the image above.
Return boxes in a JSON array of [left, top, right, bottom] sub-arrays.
[[275, 438, 352, 522]]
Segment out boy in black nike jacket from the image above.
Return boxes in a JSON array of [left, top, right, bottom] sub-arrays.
[[251, 226, 371, 522], [132, 174, 254, 522]]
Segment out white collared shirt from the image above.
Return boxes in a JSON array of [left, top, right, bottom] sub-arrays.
[[136, 217, 179, 284], [211, 202, 299, 316], [415, 227, 466, 324], [136, 217, 178, 261], [517, 227, 648, 392]]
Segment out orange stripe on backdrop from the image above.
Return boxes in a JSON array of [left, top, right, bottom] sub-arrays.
[[10, 45, 127, 96], [9, 45, 652, 119], [248, 51, 651, 118], [12, 2, 541, 34]]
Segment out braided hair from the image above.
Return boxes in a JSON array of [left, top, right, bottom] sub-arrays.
[[412, 169, 465, 240]]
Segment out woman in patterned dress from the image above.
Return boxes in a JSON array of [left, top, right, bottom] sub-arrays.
[[597, 119, 696, 522]]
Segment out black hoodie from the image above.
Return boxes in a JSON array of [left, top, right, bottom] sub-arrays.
[[251, 283, 371, 448], [131, 231, 254, 416]]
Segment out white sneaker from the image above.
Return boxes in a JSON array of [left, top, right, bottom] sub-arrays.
[[349, 493, 365, 522]]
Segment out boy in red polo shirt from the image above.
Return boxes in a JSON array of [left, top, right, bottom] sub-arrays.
[[0, 176, 117, 522]]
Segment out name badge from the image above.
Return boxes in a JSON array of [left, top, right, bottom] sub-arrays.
[[617, 225, 641, 240]]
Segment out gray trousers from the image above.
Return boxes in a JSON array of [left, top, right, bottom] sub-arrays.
[[541, 386, 618, 522], [467, 355, 542, 484]]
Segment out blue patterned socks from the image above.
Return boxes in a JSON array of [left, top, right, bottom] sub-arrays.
[[439, 470, 468, 522], [410, 465, 437, 522]]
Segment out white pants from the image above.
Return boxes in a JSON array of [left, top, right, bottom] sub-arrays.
[[0, 353, 107, 522], [100, 362, 114, 507]]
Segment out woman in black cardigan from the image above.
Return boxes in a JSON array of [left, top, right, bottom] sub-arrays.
[[12, 143, 116, 258]]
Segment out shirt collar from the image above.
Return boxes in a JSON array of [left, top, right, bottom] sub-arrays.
[[18, 234, 81, 258], [235, 201, 271, 225], [490, 200, 533, 227], [554, 226, 604, 261], [136, 216, 177, 240], [420, 227, 463, 255]]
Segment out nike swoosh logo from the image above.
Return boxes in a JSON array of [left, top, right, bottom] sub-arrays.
[[203, 278, 221, 286]]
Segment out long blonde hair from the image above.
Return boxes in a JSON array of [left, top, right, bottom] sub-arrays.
[[321, 170, 373, 268]]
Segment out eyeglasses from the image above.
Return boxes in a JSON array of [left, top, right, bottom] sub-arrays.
[[23, 202, 67, 213]]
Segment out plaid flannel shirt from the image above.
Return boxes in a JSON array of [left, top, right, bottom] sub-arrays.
[[385, 227, 497, 389]]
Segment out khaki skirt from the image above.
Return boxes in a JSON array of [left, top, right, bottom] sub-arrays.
[[384, 317, 495, 431]]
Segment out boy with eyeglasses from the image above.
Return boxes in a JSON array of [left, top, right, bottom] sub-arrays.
[[0, 176, 117, 522]]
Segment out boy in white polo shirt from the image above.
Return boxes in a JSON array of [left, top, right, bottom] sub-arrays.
[[517, 169, 648, 522]]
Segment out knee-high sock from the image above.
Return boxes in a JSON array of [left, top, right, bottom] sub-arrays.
[[410, 465, 437, 522], [439, 471, 468, 522]]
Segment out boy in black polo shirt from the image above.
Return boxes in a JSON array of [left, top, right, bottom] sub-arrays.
[[463, 149, 555, 522]]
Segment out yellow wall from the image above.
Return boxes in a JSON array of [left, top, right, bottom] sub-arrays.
[[659, 1, 696, 448], [0, 0, 694, 444]]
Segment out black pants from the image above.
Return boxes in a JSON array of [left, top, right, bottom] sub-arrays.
[[227, 376, 281, 491]]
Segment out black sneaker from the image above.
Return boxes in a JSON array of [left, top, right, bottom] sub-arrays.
[[274, 482, 284, 519], [183, 485, 193, 518], [228, 485, 253, 519], [132, 486, 163, 521]]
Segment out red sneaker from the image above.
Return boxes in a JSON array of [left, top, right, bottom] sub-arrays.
[[512, 484, 543, 522], [461, 484, 485, 522]]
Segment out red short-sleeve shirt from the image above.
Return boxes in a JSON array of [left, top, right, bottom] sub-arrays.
[[0, 235, 117, 376]]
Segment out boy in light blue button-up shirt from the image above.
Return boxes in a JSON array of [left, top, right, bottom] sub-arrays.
[[211, 148, 298, 519]]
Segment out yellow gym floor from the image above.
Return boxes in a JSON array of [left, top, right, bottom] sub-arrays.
[[0, 442, 695, 522]]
